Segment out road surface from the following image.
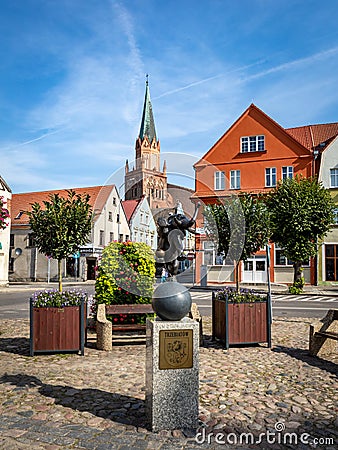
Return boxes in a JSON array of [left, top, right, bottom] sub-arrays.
[[0, 286, 337, 319]]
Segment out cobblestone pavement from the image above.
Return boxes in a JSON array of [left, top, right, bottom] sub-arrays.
[[0, 317, 337, 450]]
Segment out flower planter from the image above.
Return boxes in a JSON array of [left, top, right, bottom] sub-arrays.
[[30, 299, 86, 356], [212, 292, 272, 349]]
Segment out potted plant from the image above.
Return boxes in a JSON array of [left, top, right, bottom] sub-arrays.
[[212, 287, 272, 349], [30, 289, 88, 356]]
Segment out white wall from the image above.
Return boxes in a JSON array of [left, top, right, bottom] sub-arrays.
[[0, 188, 11, 285], [319, 136, 338, 187], [130, 197, 157, 250], [93, 186, 130, 246]]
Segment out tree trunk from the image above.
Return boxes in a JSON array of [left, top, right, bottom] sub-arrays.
[[235, 260, 240, 293], [293, 261, 302, 284], [58, 259, 63, 292]]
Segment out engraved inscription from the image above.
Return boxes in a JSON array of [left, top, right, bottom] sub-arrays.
[[159, 329, 193, 369]]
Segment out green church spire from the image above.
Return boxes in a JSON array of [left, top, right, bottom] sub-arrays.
[[139, 76, 157, 143]]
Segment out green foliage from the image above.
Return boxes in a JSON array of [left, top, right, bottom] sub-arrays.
[[267, 176, 335, 283], [27, 189, 93, 291], [288, 277, 305, 294], [28, 190, 93, 260], [204, 194, 270, 290], [95, 241, 156, 323], [204, 194, 270, 262], [0, 196, 10, 230]]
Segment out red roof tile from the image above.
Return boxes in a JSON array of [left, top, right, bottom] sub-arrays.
[[286, 123, 338, 150], [11, 185, 115, 225], [121, 199, 140, 222]]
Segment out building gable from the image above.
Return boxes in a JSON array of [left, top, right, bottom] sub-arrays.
[[195, 104, 311, 167], [194, 104, 314, 197]]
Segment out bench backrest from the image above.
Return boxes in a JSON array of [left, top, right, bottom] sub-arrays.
[[105, 304, 154, 315]]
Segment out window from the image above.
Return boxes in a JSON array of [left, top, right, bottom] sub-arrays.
[[99, 230, 104, 246], [241, 135, 265, 153], [214, 171, 225, 190], [9, 257, 14, 273], [119, 234, 123, 243], [108, 212, 112, 221], [27, 234, 35, 247], [116, 214, 120, 223], [203, 241, 215, 265], [203, 241, 224, 265], [330, 168, 338, 187], [113, 197, 116, 206], [125, 235, 129, 241], [325, 244, 338, 281], [275, 246, 309, 266], [334, 208, 338, 225], [265, 167, 277, 187], [140, 213, 143, 223], [109, 232, 114, 242], [230, 170, 240, 189], [15, 211, 24, 220], [282, 166, 293, 180]]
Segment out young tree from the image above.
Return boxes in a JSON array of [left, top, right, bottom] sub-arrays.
[[28, 190, 93, 291], [204, 194, 270, 291], [267, 176, 335, 288]]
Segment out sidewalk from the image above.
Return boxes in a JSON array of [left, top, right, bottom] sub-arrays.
[[190, 282, 338, 296], [0, 280, 96, 293], [1, 280, 338, 296], [0, 315, 337, 449]]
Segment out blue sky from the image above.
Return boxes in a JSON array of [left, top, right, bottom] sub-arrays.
[[1, 0, 338, 194]]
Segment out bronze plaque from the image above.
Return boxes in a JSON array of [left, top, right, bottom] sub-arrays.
[[159, 329, 193, 369]]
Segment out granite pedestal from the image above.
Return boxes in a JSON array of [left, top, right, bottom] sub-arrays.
[[146, 317, 199, 432]]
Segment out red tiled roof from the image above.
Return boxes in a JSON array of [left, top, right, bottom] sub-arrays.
[[121, 199, 140, 222], [286, 123, 338, 150], [11, 185, 115, 225]]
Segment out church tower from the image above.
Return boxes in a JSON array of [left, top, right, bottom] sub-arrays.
[[125, 78, 168, 209]]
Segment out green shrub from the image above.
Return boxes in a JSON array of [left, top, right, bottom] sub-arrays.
[[288, 276, 305, 294], [94, 241, 156, 324]]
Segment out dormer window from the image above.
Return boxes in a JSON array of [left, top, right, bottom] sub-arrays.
[[15, 211, 24, 220], [241, 135, 265, 153]]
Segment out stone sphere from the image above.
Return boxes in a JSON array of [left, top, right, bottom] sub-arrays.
[[152, 281, 192, 321]]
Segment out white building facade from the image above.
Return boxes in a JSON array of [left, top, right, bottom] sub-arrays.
[[0, 176, 12, 286], [122, 196, 157, 251], [318, 136, 338, 282]]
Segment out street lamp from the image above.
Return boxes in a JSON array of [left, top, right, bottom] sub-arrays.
[[117, 183, 124, 242]]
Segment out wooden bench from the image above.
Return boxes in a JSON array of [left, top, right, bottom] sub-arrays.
[[96, 303, 154, 351], [96, 302, 203, 350], [309, 309, 338, 356]]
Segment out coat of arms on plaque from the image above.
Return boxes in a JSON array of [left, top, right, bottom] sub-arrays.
[[159, 329, 193, 369]]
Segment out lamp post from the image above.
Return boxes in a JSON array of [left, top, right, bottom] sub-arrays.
[[117, 183, 124, 243]]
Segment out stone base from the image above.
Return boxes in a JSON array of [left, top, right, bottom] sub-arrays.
[[146, 317, 199, 432]]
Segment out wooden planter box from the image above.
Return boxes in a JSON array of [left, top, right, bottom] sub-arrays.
[[30, 299, 86, 356], [212, 293, 272, 349]]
